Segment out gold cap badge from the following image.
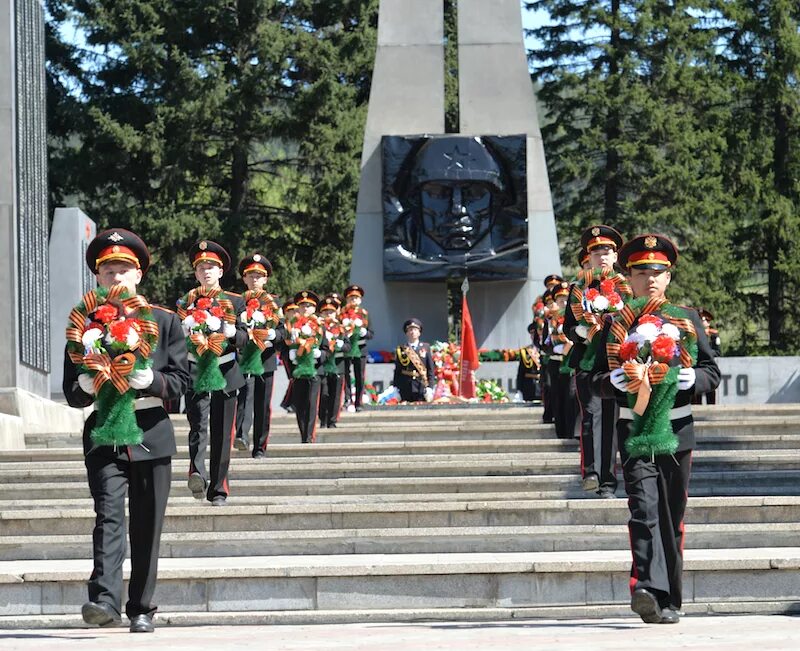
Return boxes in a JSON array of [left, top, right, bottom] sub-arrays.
[[108, 232, 123, 242], [644, 236, 658, 249], [253, 254, 261, 262], [591, 227, 600, 236], [199, 241, 208, 250]]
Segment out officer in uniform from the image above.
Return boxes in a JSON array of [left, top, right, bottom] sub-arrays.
[[515, 323, 541, 401], [565, 225, 624, 498], [590, 234, 720, 624], [64, 229, 190, 633], [234, 253, 279, 457], [318, 293, 351, 428], [693, 308, 721, 404], [392, 318, 435, 402], [183, 241, 247, 505], [342, 284, 373, 411]]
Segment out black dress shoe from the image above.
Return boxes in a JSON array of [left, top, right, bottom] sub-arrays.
[[81, 601, 121, 627], [659, 607, 680, 624], [129, 613, 154, 633], [581, 473, 600, 492], [253, 450, 265, 459], [631, 588, 663, 624], [233, 437, 249, 451], [328, 422, 337, 428], [211, 496, 227, 506]]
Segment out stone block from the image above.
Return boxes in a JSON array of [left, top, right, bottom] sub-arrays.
[[153, 579, 208, 612], [692, 569, 800, 601], [208, 577, 315, 611], [0, 583, 41, 615], [497, 571, 587, 606]]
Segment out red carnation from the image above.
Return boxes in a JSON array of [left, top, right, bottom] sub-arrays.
[[638, 314, 662, 326], [599, 279, 615, 295], [619, 340, 640, 361], [194, 310, 208, 324], [210, 306, 224, 318], [246, 298, 260, 311], [94, 304, 118, 324], [607, 292, 622, 305], [196, 297, 212, 310], [651, 335, 677, 362], [109, 319, 131, 342], [585, 288, 600, 301]]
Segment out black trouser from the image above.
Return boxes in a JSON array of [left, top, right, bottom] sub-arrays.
[[319, 373, 344, 426], [85, 452, 171, 619], [692, 390, 717, 405], [622, 444, 692, 610], [344, 356, 366, 407], [549, 360, 577, 439], [186, 389, 237, 500], [235, 372, 275, 455], [292, 376, 321, 443], [575, 371, 618, 489], [541, 360, 553, 422]]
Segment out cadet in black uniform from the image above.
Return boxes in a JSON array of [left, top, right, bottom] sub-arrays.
[[318, 294, 351, 428], [342, 284, 373, 411], [182, 241, 247, 505], [277, 299, 298, 411], [693, 308, 721, 404], [64, 229, 190, 633], [565, 225, 625, 498], [545, 281, 576, 438], [515, 323, 541, 401], [590, 234, 720, 624], [540, 274, 563, 423], [234, 253, 279, 457], [392, 318, 435, 403]]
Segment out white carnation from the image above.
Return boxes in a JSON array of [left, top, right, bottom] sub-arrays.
[[661, 323, 681, 341], [252, 310, 265, 325], [326, 331, 334, 340], [341, 318, 351, 326], [224, 322, 236, 338], [126, 329, 140, 348], [205, 315, 222, 332], [239, 311, 248, 322], [182, 315, 196, 331], [354, 318, 363, 327], [301, 324, 313, 336], [81, 328, 104, 347], [627, 332, 646, 347], [266, 328, 276, 341], [336, 339, 344, 349], [289, 349, 297, 362], [636, 323, 659, 342], [592, 295, 610, 311]]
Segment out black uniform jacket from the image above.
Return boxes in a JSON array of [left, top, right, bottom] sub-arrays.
[[590, 307, 721, 452], [63, 305, 191, 461], [564, 280, 589, 370], [393, 342, 436, 392]]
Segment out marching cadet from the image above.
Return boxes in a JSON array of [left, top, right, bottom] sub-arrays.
[[318, 293, 351, 428], [64, 229, 190, 632], [342, 284, 373, 411], [590, 234, 720, 624], [544, 273, 564, 291], [277, 299, 298, 412], [182, 241, 247, 506], [515, 322, 541, 401], [286, 290, 326, 443], [538, 287, 555, 423], [392, 318, 435, 402], [565, 225, 625, 498], [234, 253, 279, 458], [546, 280, 577, 438], [693, 308, 722, 404]]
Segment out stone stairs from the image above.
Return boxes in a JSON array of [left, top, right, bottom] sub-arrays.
[[1, 404, 799, 628]]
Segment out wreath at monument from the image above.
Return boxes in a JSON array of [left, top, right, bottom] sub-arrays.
[[176, 288, 237, 392], [65, 285, 159, 446], [605, 297, 698, 459]]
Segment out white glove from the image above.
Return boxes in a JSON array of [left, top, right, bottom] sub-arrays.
[[359, 327, 367, 337], [264, 340, 273, 348], [678, 367, 696, 390], [289, 349, 297, 362], [610, 368, 628, 392], [266, 328, 276, 341], [513, 391, 523, 403], [336, 339, 344, 349], [575, 325, 589, 340], [77, 373, 95, 395], [313, 348, 322, 359], [424, 387, 434, 402], [128, 368, 154, 390], [224, 322, 237, 338], [553, 344, 565, 354]]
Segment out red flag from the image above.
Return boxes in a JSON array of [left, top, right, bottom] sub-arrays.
[[459, 291, 479, 398]]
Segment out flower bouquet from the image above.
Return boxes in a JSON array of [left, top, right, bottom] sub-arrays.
[[176, 289, 236, 392], [286, 313, 324, 379], [569, 268, 632, 371], [65, 285, 159, 446], [607, 297, 698, 458], [320, 313, 348, 375], [238, 290, 279, 375], [340, 306, 369, 358], [431, 341, 460, 396], [476, 379, 509, 403]]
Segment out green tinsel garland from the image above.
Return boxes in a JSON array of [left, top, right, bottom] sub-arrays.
[[192, 346, 227, 392], [292, 350, 318, 379], [90, 359, 149, 447], [579, 337, 600, 372], [345, 333, 361, 359], [239, 342, 265, 376]]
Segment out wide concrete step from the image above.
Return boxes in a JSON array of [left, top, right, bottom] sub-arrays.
[[1, 548, 799, 618], [3, 468, 800, 501], [3, 522, 800, 561], [3, 496, 800, 536], [2, 450, 798, 485]]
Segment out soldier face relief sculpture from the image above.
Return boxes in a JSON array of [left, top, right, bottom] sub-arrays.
[[383, 135, 528, 281]]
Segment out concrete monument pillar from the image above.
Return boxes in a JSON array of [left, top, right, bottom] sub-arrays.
[[49, 208, 97, 397], [350, 0, 449, 350], [351, 0, 561, 351]]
